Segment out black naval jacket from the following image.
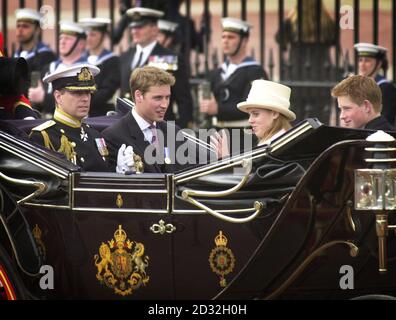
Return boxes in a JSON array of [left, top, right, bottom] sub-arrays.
[[376, 75, 396, 126], [119, 42, 193, 128], [364, 115, 396, 132], [29, 118, 110, 172], [102, 111, 188, 173], [208, 58, 268, 121], [14, 42, 57, 80], [86, 50, 121, 117]]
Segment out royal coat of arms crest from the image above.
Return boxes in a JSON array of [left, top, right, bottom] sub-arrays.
[[94, 225, 149, 296]]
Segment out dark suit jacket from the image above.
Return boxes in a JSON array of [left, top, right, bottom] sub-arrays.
[[102, 111, 190, 173], [119, 42, 193, 128], [89, 51, 121, 117], [376, 75, 396, 126], [364, 115, 396, 132]]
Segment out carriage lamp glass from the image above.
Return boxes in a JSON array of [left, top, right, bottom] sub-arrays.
[[384, 169, 396, 210], [355, 169, 396, 210], [355, 169, 384, 210]]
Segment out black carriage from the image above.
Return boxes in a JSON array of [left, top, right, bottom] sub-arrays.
[[1, 118, 396, 300]]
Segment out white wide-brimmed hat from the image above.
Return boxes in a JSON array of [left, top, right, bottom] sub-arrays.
[[237, 80, 296, 121]]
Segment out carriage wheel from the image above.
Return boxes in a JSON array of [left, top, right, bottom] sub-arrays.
[[0, 246, 25, 300]]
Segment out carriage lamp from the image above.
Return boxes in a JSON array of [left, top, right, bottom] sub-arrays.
[[355, 169, 396, 211], [354, 131, 396, 273]]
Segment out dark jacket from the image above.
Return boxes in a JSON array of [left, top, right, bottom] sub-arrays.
[[364, 115, 396, 132], [29, 119, 110, 172], [86, 50, 121, 117], [102, 111, 189, 173], [208, 58, 268, 121], [119, 42, 193, 128], [376, 75, 396, 125], [14, 42, 57, 79]]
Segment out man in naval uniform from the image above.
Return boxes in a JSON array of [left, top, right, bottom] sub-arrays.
[[28, 21, 88, 117], [14, 8, 56, 82], [199, 17, 268, 130], [29, 64, 134, 172], [157, 19, 180, 53], [119, 7, 193, 128], [355, 43, 396, 125], [79, 17, 121, 117]]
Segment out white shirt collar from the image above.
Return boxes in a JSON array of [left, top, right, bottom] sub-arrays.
[[131, 108, 157, 142], [135, 41, 157, 66]]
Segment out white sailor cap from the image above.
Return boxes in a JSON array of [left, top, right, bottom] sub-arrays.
[[354, 43, 388, 59], [126, 7, 164, 28], [221, 17, 252, 36], [59, 21, 87, 38], [15, 8, 42, 24], [158, 19, 178, 34], [43, 64, 100, 92], [79, 17, 111, 31]]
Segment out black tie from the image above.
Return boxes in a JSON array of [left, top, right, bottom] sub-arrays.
[[133, 51, 143, 69]]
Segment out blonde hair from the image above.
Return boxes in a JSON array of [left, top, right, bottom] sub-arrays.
[[259, 113, 291, 144], [331, 75, 382, 113], [129, 66, 176, 102], [288, 0, 335, 44]]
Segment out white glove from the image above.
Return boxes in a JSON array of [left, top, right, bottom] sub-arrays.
[[116, 144, 135, 173]]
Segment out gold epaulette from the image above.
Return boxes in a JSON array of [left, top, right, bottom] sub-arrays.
[[31, 120, 56, 132], [31, 120, 56, 151]]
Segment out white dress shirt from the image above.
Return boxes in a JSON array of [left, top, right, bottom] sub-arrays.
[[132, 108, 157, 143]]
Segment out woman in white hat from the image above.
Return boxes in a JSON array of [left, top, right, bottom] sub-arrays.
[[211, 79, 295, 158]]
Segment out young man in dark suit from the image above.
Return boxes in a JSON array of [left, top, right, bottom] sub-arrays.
[[332, 75, 396, 132], [119, 7, 193, 128], [103, 66, 207, 173]]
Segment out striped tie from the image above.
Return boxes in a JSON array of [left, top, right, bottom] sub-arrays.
[[149, 125, 159, 148]]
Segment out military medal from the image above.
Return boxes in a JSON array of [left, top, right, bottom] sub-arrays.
[[95, 138, 109, 157], [164, 147, 171, 164], [148, 55, 178, 71], [80, 127, 88, 141]]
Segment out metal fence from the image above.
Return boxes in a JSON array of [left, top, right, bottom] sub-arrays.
[[2, 0, 396, 124]]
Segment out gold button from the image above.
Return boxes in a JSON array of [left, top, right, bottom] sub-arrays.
[[80, 157, 85, 163]]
